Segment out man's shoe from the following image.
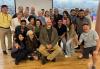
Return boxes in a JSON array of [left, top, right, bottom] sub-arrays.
[[3, 51, 7, 55], [91, 65, 96, 69], [15, 61, 19, 65], [40, 55, 48, 65], [52, 58, 56, 62], [28, 55, 34, 60], [29, 57, 34, 60]]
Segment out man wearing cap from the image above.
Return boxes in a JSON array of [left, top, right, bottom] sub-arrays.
[[79, 24, 99, 69], [0, 5, 12, 54]]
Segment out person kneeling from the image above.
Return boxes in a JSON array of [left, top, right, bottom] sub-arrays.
[[78, 23, 100, 69]]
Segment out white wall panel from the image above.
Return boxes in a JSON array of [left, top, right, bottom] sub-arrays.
[[15, 0, 52, 13]]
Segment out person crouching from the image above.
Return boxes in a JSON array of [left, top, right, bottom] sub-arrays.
[[26, 30, 39, 60], [11, 33, 27, 65]]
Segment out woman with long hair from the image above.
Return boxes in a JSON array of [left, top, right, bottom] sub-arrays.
[[11, 33, 27, 65], [61, 17, 78, 58]]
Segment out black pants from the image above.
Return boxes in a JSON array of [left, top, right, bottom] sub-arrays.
[[11, 49, 27, 62], [82, 46, 96, 59]]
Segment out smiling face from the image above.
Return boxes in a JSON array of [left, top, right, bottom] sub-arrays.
[[20, 20, 26, 28], [46, 19, 52, 29], [66, 17, 71, 26], [18, 34, 24, 41], [79, 11, 85, 18], [58, 20, 62, 26], [27, 30, 34, 39], [71, 10, 76, 16], [18, 6, 23, 12], [30, 18, 35, 25], [1, 6, 8, 14], [17, 12, 23, 19], [45, 11, 50, 17], [38, 11, 43, 16], [36, 21, 41, 27], [83, 24, 90, 33]]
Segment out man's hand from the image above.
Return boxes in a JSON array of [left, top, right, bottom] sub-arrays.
[[47, 44, 52, 49]]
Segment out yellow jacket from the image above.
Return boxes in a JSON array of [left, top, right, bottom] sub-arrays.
[[0, 12, 12, 28]]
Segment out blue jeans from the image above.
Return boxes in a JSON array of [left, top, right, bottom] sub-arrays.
[[61, 38, 75, 56]]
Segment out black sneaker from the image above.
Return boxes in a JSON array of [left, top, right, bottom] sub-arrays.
[[40, 55, 48, 65], [15, 61, 19, 65], [3, 51, 7, 55], [28, 55, 34, 60], [92, 65, 96, 69], [52, 58, 56, 62], [29, 57, 34, 60]]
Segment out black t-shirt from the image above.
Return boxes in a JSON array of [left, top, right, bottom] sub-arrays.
[[54, 24, 67, 36], [54, 14, 63, 25]]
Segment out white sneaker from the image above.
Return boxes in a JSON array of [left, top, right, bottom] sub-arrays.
[[65, 55, 69, 58], [74, 46, 78, 48]]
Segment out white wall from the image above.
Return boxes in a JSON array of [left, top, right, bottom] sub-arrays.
[[15, 0, 52, 13]]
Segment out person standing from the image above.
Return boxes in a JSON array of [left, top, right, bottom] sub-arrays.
[[0, 5, 12, 54], [37, 11, 46, 26], [11, 12, 23, 33], [27, 15, 36, 31], [53, 8, 62, 26]]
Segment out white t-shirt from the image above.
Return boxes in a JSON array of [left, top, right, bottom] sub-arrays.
[[11, 17, 20, 32]]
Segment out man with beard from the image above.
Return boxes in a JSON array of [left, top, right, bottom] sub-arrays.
[[38, 19, 62, 64]]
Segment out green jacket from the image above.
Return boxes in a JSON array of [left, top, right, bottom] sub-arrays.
[[39, 27, 59, 46]]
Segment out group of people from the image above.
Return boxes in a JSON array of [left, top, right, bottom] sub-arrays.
[[0, 5, 100, 69]]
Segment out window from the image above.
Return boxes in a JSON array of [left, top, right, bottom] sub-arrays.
[[0, 0, 16, 15]]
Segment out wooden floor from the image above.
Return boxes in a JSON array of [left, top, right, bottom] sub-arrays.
[[0, 49, 100, 69]]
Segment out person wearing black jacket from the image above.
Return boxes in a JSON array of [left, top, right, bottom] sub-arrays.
[[26, 30, 39, 60], [11, 33, 27, 65], [14, 20, 28, 39], [53, 8, 63, 26]]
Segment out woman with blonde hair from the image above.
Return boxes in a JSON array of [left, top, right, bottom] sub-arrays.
[[26, 30, 39, 60]]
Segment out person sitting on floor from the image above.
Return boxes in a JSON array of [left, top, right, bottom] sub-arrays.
[[60, 17, 78, 58], [11, 33, 27, 65], [38, 19, 62, 65], [26, 30, 39, 60]]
